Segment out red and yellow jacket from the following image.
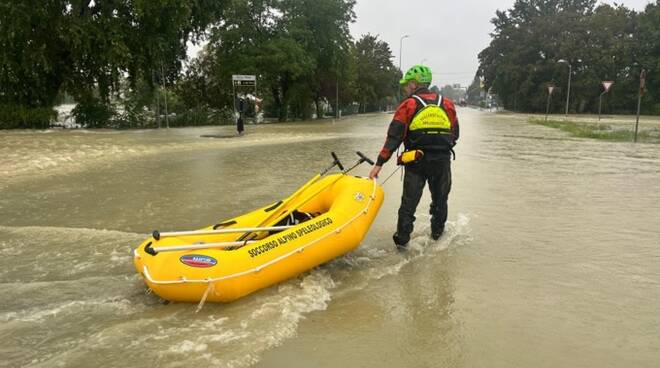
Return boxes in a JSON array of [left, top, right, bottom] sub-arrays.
[[376, 87, 459, 166]]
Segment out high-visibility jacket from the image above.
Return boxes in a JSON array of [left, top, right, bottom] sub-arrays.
[[406, 94, 457, 154], [376, 88, 459, 166]]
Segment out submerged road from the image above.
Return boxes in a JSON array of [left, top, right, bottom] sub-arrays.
[[1, 109, 659, 368]]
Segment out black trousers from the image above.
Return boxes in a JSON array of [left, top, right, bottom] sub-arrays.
[[394, 158, 452, 245], [237, 116, 244, 134]]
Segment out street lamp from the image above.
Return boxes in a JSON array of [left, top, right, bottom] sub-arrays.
[[557, 59, 572, 118], [399, 35, 410, 71], [398, 35, 410, 100]]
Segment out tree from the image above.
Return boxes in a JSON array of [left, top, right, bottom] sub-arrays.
[[0, 0, 225, 128], [476, 0, 648, 114], [353, 34, 399, 113], [0, 1, 71, 127], [466, 76, 483, 105], [199, 0, 359, 121], [639, 1, 660, 113], [279, 0, 356, 118]]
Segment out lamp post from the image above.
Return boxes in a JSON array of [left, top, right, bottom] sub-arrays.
[[398, 35, 410, 100], [399, 35, 410, 71], [558, 59, 572, 118]]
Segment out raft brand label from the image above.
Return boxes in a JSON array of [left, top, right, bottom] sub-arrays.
[[180, 254, 217, 268], [248, 218, 334, 258]]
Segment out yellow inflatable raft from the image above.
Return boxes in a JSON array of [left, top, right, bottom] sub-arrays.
[[133, 173, 384, 303]]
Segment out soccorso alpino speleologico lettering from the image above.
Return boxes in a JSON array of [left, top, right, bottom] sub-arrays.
[[248, 217, 334, 258]]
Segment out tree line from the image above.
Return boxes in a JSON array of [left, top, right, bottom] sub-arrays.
[[477, 0, 660, 115], [0, 0, 401, 129]]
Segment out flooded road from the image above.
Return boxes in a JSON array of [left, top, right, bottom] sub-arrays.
[[1, 109, 659, 368]]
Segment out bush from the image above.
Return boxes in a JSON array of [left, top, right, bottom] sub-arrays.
[[0, 105, 57, 129], [71, 97, 117, 128], [651, 102, 660, 115], [113, 106, 156, 129]]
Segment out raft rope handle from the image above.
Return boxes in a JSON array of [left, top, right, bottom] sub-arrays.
[[381, 166, 403, 185], [196, 282, 215, 313], [213, 220, 237, 230], [141, 178, 379, 285]]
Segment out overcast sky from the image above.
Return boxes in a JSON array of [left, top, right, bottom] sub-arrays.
[[349, 0, 654, 87]]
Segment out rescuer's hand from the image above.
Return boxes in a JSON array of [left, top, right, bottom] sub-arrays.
[[369, 165, 382, 179]]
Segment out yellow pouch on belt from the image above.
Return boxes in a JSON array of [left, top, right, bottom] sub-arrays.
[[397, 150, 424, 166]]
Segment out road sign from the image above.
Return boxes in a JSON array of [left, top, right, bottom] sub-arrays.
[[602, 81, 614, 92], [232, 74, 256, 82], [233, 80, 256, 86], [548, 86, 555, 95]]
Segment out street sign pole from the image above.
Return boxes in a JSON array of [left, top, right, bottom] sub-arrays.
[[599, 81, 614, 122], [545, 85, 554, 122], [565, 64, 572, 119], [231, 75, 257, 127], [232, 81, 236, 125], [634, 70, 646, 143]]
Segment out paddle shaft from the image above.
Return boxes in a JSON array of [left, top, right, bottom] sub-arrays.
[[154, 226, 295, 240], [240, 154, 372, 241], [152, 241, 257, 253], [241, 152, 344, 237]]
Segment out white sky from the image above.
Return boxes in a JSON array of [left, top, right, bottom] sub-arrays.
[[350, 0, 654, 87], [187, 0, 653, 87]]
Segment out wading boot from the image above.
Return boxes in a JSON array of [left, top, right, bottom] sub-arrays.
[[431, 225, 444, 241], [393, 232, 409, 251]]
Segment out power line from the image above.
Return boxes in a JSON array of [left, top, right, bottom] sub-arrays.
[[431, 71, 475, 75]]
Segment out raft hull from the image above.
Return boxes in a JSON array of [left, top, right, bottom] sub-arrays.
[[133, 175, 384, 303]]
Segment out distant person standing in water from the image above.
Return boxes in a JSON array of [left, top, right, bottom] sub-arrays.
[[236, 96, 245, 136], [369, 65, 459, 250]]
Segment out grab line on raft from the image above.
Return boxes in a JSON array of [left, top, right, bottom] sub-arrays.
[[141, 178, 379, 286]]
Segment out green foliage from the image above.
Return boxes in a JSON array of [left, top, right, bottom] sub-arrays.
[[478, 0, 656, 114], [70, 95, 116, 128], [530, 118, 660, 143], [639, 1, 660, 113], [466, 76, 483, 105], [0, 1, 69, 110], [1, 0, 399, 128], [0, 0, 225, 128], [353, 34, 400, 113], [181, 0, 398, 121], [0, 105, 57, 129]]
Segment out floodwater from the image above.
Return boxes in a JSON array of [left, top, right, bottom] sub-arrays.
[[1, 109, 659, 368]]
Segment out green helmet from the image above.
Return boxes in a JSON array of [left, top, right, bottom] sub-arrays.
[[400, 65, 433, 85]]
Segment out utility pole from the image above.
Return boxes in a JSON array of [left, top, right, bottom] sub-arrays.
[[558, 59, 572, 119], [154, 69, 161, 129], [161, 63, 169, 129], [634, 69, 647, 143], [336, 77, 339, 120]]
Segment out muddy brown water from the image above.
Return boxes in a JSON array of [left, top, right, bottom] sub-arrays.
[[1, 109, 659, 368]]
